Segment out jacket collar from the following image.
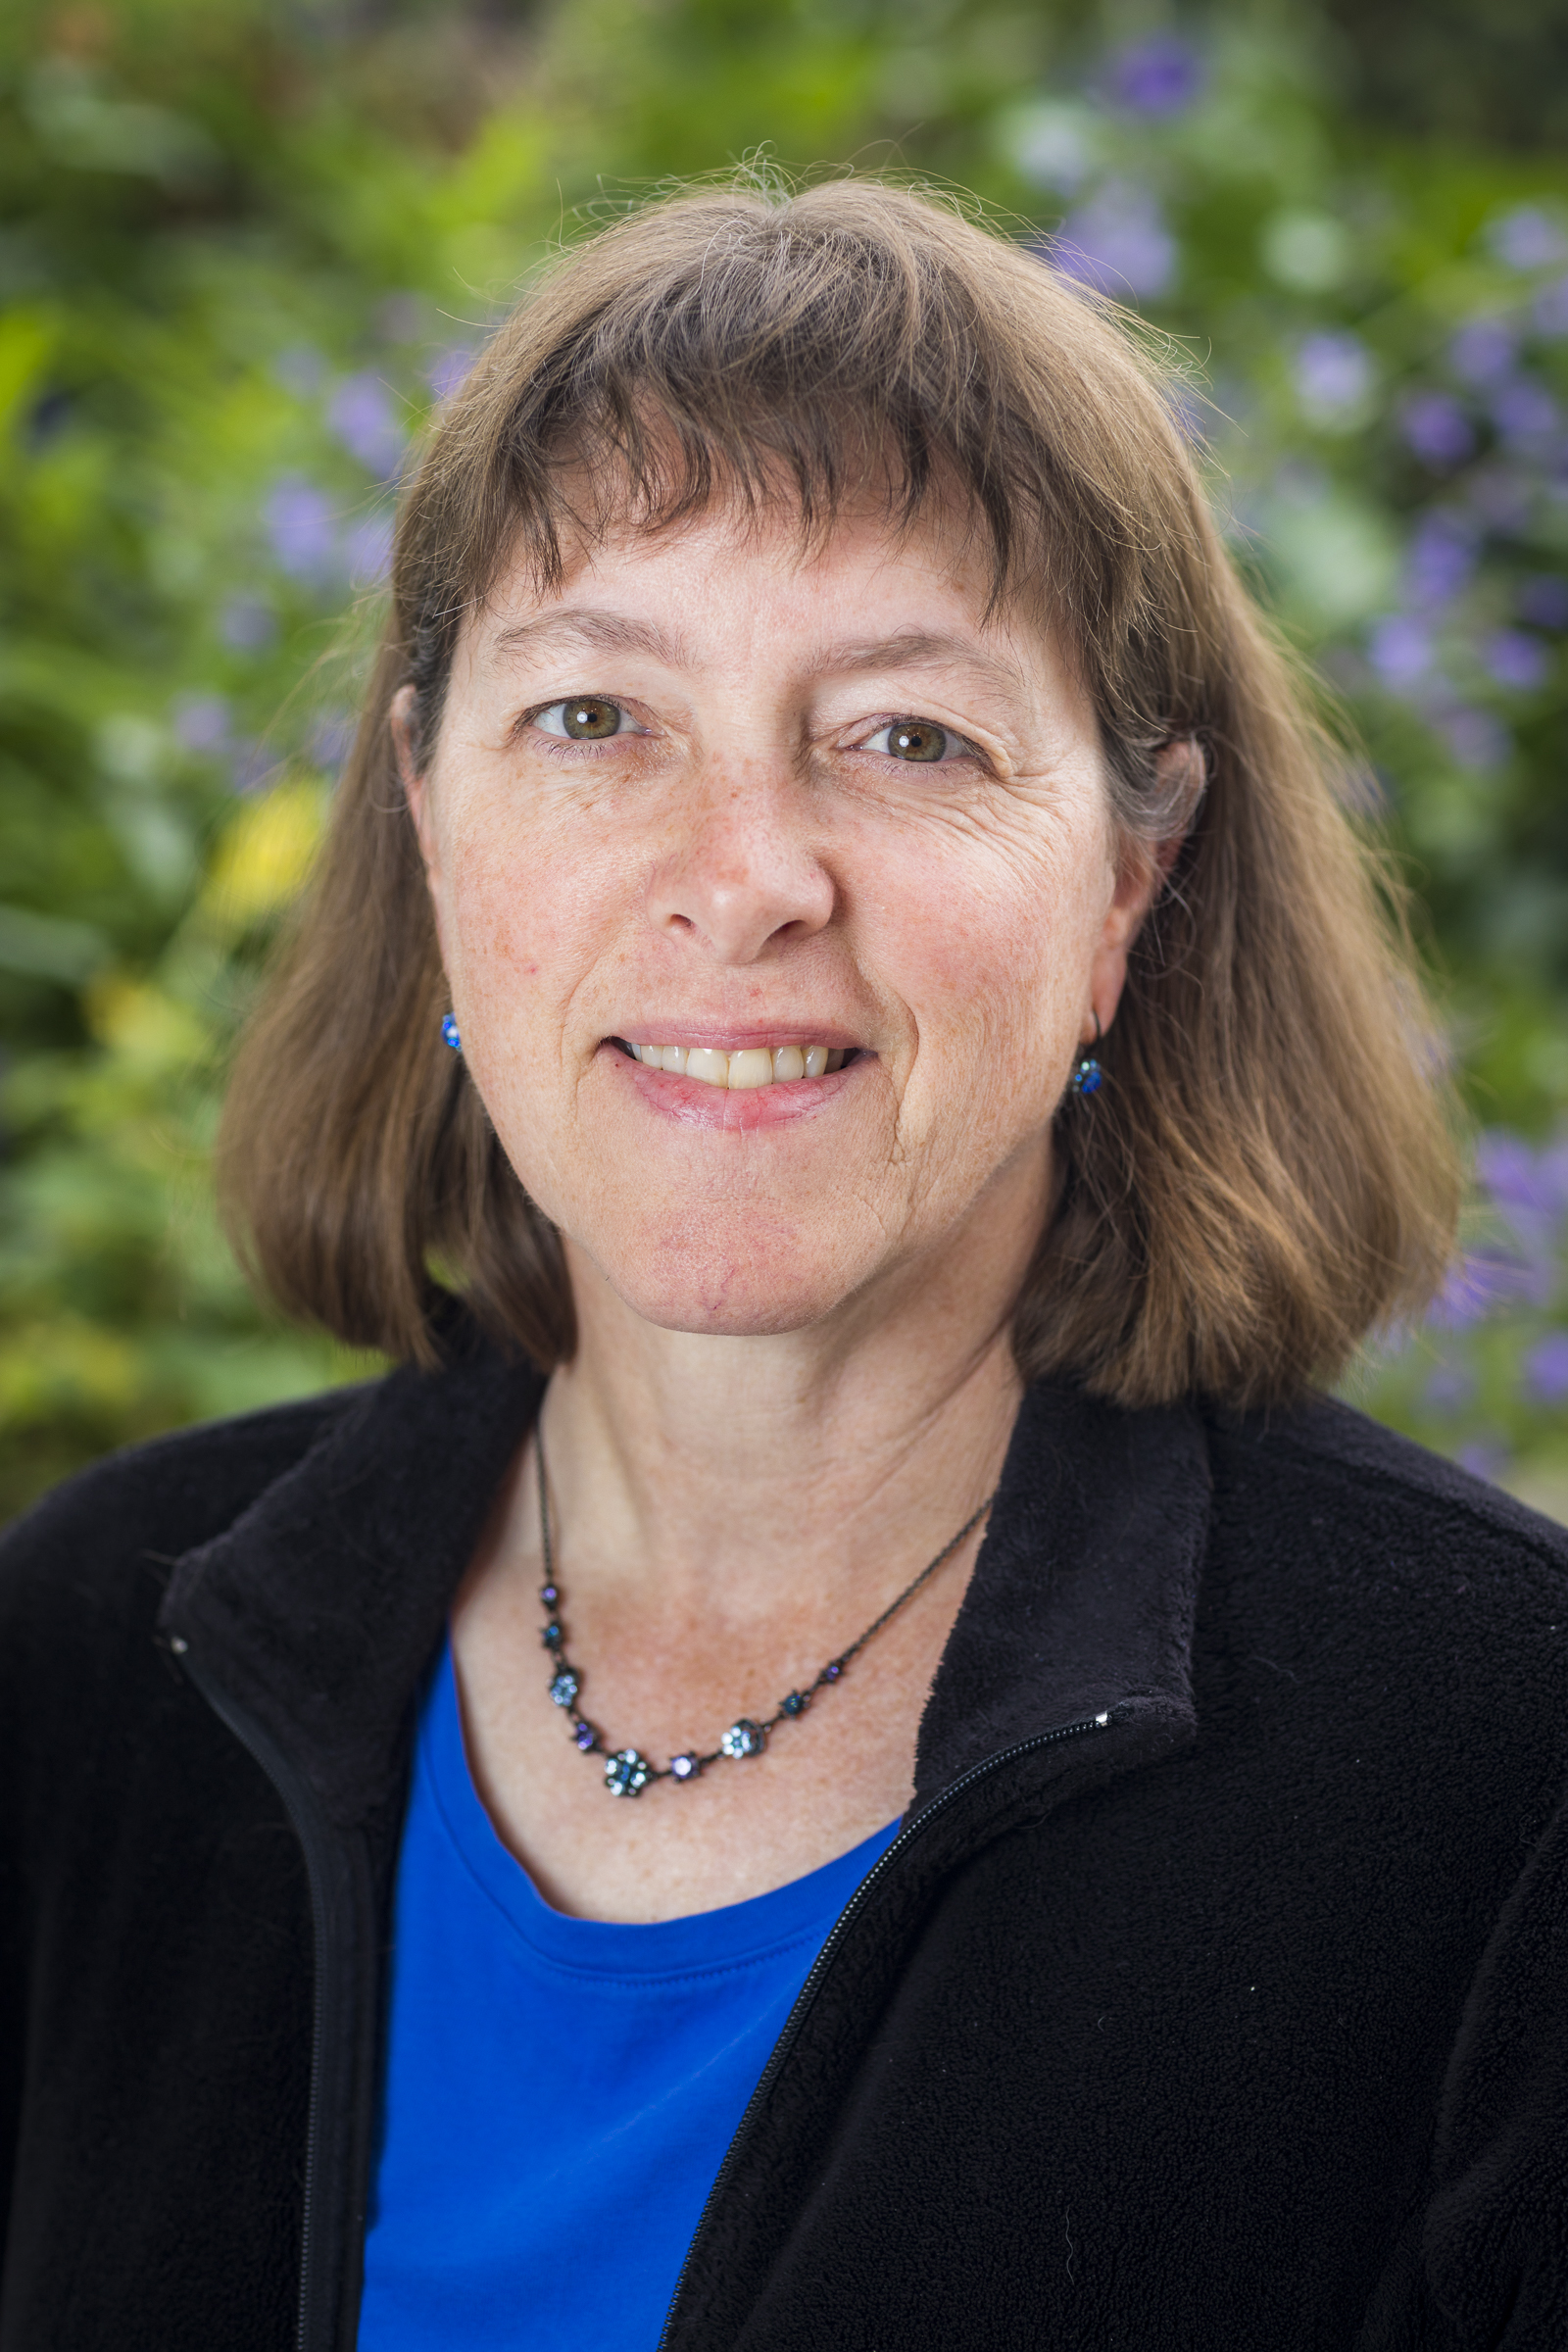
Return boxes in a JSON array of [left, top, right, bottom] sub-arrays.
[[163, 1318, 545, 1830], [162, 1322, 1210, 1835], [913, 1379, 1211, 1805]]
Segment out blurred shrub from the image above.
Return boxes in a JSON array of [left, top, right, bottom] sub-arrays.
[[1, 0, 1565, 1520]]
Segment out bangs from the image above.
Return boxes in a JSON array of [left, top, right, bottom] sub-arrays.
[[530, 397, 999, 612], [506, 214, 1023, 608], [406, 187, 1167, 740]]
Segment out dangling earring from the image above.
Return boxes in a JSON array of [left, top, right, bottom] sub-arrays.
[[441, 1012, 462, 1053], [1070, 1013, 1103, 1098]]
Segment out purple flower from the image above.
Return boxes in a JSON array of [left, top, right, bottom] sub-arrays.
[[1535, 274, 1568, 337], [1442, 708, 1511, 770], [1296, 331, 1373, 421], [1455, 1439, 1510, 1482], [1477, 1130, 1539, 1212], [1484, 628, 1550, 691], [1055, 184, 1177, 302], [1518, 573, 1568, 627], [1525, 1332, 1568, 1405], [1448, 318, 1518, 387], [1478, 1128, 1568, 1224], [171, 692, 230, 753], [265, 477, 338, 581], [327, 373, 405, 477], [1429, 1253, 1514, 1329], [1425, 1362, 1476, 1413], [1492, 377, 1559, 447], [1399, 391, 1475, 469], [1487, 206, 1568, 272], [346, 511, 394, 586], [1111, 35, 1203, 116], [220, 594, 276, 651], [1367, 614, 1434, 687], [427, 344, 477, 402], [1474, 1132, 1568, 1310], [1403, 511, 1478, 608]]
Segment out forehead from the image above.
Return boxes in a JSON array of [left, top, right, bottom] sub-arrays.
[[466, 488, 1065, 688]]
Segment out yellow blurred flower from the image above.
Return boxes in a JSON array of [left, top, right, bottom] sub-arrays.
[[202, 778, 326, 933], [84, 975, 209, 1069]]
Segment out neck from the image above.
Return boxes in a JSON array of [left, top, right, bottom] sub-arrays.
[[523, 1177, 1040, 1628]]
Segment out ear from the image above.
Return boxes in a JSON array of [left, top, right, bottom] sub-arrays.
[[1106, 738, 1205, 929], [1146, 735, 1206, 890], [1085, 736, 1207, 1040], [390, 684, 438, 886]]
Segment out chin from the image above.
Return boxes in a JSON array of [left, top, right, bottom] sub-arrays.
[[587, 1234, 863, 1340], [633, 1296, 831, 1339]]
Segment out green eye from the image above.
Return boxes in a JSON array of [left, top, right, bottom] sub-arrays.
[[563, 698, 622, 740], [886, 720, 948, 762]]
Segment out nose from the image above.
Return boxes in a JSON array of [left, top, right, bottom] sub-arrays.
[[644, 760, 835, 965]]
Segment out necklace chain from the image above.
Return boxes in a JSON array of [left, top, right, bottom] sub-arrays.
[[534, 1430, 996, 1798]]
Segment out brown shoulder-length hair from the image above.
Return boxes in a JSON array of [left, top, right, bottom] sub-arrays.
[[219, 176, 1459, 1410]]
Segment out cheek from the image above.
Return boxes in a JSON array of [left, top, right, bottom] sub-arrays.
[[445, 856, 545, 988], [876, 808, 1110, 1059], [436, 796, 610, 1018], [431, 836, 588, 1118]]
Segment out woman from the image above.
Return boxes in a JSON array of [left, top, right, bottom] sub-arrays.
[[3, 180, 1565, 2352]]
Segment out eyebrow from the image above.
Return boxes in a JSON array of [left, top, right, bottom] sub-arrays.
[[492, 609, 692, 667], [811, 629, 1026, 693], [493, 611, 1025, 694]]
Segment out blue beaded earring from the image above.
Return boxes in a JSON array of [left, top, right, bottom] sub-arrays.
[[441, 1012, 462, 1053], [1070, 1014, 1103, 1098]]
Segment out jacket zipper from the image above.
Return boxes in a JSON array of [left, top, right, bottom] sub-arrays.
[[655, 1704, 1117, 2351], [178, 1649, 345, 2352]]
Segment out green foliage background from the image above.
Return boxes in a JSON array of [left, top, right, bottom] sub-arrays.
[[2, 0, 1566, 1522]]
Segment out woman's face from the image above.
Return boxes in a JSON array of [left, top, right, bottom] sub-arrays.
[[401, 496, 1155, 1342]]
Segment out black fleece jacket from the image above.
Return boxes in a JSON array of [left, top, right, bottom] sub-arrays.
[[2, 1324, 1567, 2351]]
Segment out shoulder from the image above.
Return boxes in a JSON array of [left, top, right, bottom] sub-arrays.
[[0, 1387, 370, 1656], [1200, 1393, 1568, 1728], [1206, 1390, 1568, 1573]]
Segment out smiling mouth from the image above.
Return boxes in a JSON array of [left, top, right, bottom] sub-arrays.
[[613, 1040, 858, 1090]]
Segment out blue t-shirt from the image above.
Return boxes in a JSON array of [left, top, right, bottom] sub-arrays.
[[358, 1639, 900, 2349]]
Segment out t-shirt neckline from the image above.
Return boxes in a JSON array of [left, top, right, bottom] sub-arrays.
[[422, 1635, 902, 1984]]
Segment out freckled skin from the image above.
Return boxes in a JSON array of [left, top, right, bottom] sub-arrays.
[[400, 503, 1149, 1344], [393, 497, 1168, 1922]]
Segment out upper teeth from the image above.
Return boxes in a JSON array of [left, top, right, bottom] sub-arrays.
[[627, 1043, 847, 1088]]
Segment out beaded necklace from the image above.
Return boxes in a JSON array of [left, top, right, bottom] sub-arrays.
[[534, 1432, 996, 1797]]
